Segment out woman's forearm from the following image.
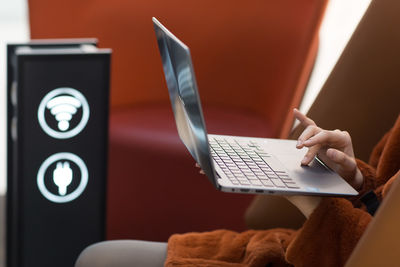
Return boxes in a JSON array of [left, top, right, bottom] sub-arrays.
[[285, 195, 322, 219]]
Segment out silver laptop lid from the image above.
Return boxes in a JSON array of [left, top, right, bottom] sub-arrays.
[[152, 17, 217, 187]]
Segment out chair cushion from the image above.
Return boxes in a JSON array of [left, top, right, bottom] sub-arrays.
[[107, 104, 272, 241]]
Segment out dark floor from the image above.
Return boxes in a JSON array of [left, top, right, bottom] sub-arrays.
[[0, 195, 4, 267]]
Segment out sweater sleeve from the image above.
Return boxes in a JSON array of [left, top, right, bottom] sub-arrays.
[[344, 159, 378, 207], [355, 159, 377, 195], [285, 198, 372, 267]]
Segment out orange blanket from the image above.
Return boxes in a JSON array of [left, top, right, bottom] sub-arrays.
[[166, 115, 400, 267]]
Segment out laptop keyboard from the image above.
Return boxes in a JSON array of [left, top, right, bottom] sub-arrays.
[[209, 137, 300, 189]]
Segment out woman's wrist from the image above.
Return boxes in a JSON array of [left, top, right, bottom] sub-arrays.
[[284, 195, 322, 219]]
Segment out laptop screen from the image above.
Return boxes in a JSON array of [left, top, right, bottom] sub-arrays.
[[153, 17, 217, 186]]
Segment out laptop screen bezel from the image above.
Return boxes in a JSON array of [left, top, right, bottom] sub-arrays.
[[152, 17, 218, 187]]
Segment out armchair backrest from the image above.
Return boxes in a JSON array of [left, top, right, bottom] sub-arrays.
[[246, 0, 400, 239], [289, 0, 400, 264], [28, 0, 328, 138], [290, 0, 400, 161]]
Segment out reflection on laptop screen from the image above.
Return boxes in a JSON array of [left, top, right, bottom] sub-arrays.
[[153, 17, 216, 185]]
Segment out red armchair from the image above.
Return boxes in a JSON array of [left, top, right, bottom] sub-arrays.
[[28, 0, 328, 241]]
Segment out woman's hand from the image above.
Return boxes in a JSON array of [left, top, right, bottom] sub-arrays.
[[293, 109, 363, 190], [195, 163, 205, 174]]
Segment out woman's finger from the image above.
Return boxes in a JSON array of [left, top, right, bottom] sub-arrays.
[[297, 125, 321, 148], [293, 108, 316, 127], [303, 130, 348, 149], [301, 144, 321, 165], [326, 148, 357, 173], [195, 163, 205, 174]]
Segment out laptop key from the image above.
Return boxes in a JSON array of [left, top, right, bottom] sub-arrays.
[[266, 173, 279, 179], [261, 179, 275, 187], [270, 178, 286, 188], [261, 168, 273, 173], [278, 174, 290, 179], [250, 180, 263, 186], [280, 178, 294, 183], [285, 183, 300, 189], [239, 180, 251, 185]]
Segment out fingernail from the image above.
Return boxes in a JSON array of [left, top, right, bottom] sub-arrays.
[[301, 156, 309, 165], [297, 140, 302, 147]]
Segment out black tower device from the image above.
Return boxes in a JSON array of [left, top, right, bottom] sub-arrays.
[[6, 40, 111, 267]]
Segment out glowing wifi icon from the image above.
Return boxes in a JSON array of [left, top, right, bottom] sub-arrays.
[[38, 88, 90, 139], [46, 95, 82, 131]]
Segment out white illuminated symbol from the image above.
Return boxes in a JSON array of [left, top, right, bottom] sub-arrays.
[[38, 87, 90, 139], [46, 95, 82, 131], [53, 161, 73, 195], [37, 152, 88, 203]]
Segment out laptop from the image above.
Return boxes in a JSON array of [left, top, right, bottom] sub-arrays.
[[152, 17, 357, 196]]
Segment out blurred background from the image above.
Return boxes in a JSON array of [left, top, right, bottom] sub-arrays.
[[0, 0, 371, 195], [0, 0, 372, 265]]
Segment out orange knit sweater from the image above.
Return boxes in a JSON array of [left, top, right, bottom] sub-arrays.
[[165, 115, 400, 267]]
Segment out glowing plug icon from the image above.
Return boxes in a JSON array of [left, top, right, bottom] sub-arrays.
[[46, 95, 82, 131], [53, 161, 73, 196]]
